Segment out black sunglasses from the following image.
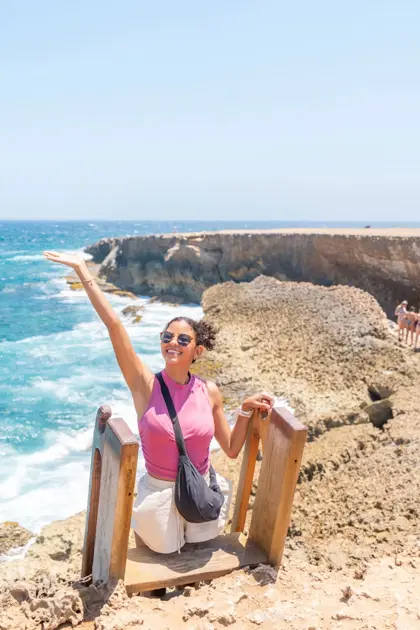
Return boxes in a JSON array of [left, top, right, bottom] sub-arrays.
[[160, 331, 193, 346]]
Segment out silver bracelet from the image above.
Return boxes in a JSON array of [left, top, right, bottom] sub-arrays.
[[237, 406, 253, 419]]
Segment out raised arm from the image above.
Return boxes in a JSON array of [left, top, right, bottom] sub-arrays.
[[207, 381, 273, 459], [43, 251, 154, 400]]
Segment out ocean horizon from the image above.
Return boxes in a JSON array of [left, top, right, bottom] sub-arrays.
[[0, 218, 418, 544], [3, 219, 420, 227]]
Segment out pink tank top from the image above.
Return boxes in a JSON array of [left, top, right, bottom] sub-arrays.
[[139, 370, 214, 480]]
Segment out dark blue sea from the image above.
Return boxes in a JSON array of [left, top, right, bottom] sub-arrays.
[[0, 219, 417, 542]]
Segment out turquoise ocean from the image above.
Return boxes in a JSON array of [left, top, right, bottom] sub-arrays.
[[0, 220, 416, 542]]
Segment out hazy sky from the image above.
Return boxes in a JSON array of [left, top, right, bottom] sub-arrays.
[[1, 1, 419, 221]]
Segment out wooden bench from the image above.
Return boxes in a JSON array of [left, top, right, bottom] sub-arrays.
[[82, 404, 307, 593]]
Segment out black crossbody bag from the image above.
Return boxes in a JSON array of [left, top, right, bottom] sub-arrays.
[[156, 372, 225, 524]]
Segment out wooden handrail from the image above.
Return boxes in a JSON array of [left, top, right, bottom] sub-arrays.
[[248, 407, 307, 566], [82, 405, 111, 578], [231, 405, 307, 572], [82, 407, 139, 583], [231, 410, 263, 533]]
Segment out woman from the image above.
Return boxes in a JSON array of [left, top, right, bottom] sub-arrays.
[[44, 251, 273, 556], [405, 306, 417, 346], [395, 301, 408, 342]]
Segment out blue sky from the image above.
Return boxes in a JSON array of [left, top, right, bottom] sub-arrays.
[[1, 1, 419, 221]]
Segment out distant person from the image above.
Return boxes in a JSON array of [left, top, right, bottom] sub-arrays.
[[395, 301, 408, 342], [406, 307, 417, 346], [43, 250, 273, 596], [415, 310, 420, 351]]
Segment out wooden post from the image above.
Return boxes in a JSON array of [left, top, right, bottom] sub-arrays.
[[248, 407, 307, 567], [231, 410, 262, 533], [82, 405, 111, 578], [82, 407, 139, 584], [259, 412, 269, 452]]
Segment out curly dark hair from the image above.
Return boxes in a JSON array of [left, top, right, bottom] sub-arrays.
[[165, 317, 217, 351]]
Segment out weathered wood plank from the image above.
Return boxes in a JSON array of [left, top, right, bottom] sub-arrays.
[[259, 412, 270, 452], [81, 405, 111, 578], [248, 407, 307, 567], [124, 533, 267, 594], [82, 448, 102, 577], [109, 433, 138, 580], [92, 417, 139, 583], [230, 411, 261, 533]]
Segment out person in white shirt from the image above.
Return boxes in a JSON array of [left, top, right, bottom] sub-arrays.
[[395, 300, 408, 342]]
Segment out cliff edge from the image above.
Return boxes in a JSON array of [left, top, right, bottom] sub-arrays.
[[85, 228, 420, 316]]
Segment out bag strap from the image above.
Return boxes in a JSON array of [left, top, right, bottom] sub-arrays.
[[156, 372, 187, 457]]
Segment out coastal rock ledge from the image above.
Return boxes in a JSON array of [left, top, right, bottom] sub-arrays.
[[85, 228, 420, 316]]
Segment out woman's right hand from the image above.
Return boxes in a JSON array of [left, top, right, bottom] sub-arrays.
[[43, 251, 85, 270]]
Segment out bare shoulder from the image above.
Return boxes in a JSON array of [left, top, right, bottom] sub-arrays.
[[205, 380, 223, 406]]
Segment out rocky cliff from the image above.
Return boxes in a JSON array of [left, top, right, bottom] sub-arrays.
[[85, 228, 420, 316], [204, 275, 420, 574]]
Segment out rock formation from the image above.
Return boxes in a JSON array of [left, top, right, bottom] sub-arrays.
[[203, 276, 420, 580], [198, 275, 414, 434], [85, 228, 420, 316], [0, 522, 33, 556]]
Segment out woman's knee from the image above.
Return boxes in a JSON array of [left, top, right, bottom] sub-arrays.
[[132, 512, 183, 553]]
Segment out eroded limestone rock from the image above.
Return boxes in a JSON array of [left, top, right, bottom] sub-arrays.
[[0, 522, 34, 556], [85, 230, 420, 316]]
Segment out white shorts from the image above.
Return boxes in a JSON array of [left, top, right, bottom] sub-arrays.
[[131, 471, 232, 554]]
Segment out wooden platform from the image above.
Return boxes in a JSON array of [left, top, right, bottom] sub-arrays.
[[124, 532, 267, 594], [82, 407, 307, 590]]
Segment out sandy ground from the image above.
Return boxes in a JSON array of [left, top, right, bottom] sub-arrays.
[[75, 556, 420, 629]]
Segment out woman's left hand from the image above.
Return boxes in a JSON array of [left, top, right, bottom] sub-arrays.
[[241, 392, 274, 413]]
